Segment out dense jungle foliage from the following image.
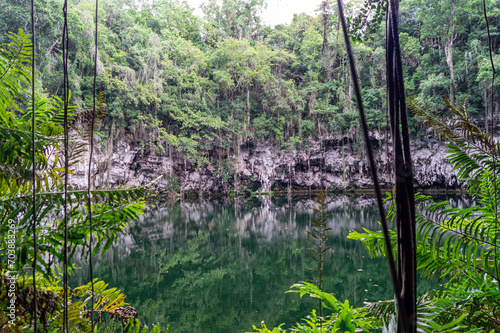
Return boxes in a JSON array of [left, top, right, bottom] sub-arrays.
[[0, 30, 162, 332], [1, 0, 499, 157], [1, 0, 500, 332], [250, 99, 500, 331]]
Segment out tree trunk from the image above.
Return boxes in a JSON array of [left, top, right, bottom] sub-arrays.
[[387, 0, 417, 331], [247, 86, 251, 129], [484, 86, 489, 134], [308, 149, 311, 192], [105, 120, 115, 186], [336, 0, 415, 330], [234, 135, 240, 193], [445, 3, 455, 104], [298, 104, 303, 150], [169, 144, 173, 177], [308, 90, 316, 118], [320, 138, 324, 189], [198, 167, 203, 199], [342, 137, 346, 189]]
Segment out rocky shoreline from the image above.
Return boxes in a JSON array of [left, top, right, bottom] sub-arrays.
[[70, 134, 461, 195]]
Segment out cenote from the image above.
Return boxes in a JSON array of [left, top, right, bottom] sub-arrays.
[[70, 194, 469, 332]]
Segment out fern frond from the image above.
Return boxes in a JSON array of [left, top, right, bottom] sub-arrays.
[[409, 96, 500, 185], [416, 193, 500, 282], [366, 296, 467, 333]]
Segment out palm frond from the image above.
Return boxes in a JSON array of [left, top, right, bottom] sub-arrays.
[[0, 29, 32, 112]]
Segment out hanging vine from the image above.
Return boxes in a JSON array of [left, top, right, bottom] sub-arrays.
[[30, 0, 38, 330], [61, 0, 70, 330]]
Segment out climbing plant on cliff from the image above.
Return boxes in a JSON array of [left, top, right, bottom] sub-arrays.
[[165, 106, 226, 196]]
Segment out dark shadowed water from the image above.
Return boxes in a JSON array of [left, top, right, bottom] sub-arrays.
[[70, 194, 471, 332]]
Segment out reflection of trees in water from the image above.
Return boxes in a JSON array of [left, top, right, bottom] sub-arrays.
[[131, 195, 385, 245], [70, 195, 469, 332]]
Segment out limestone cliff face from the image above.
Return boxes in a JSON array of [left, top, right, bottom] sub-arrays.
[[69, 135, 461, 193]]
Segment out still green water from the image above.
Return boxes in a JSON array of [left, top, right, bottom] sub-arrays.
[[71, 194, 462, 332]]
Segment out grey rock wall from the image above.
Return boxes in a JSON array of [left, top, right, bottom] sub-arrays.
[[69, 135, 462, 193]]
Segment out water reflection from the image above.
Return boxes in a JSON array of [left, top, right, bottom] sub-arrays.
[[71, 194, 468, 333]]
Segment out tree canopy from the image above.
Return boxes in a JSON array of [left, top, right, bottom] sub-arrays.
[[0, 0, 497, 156]]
